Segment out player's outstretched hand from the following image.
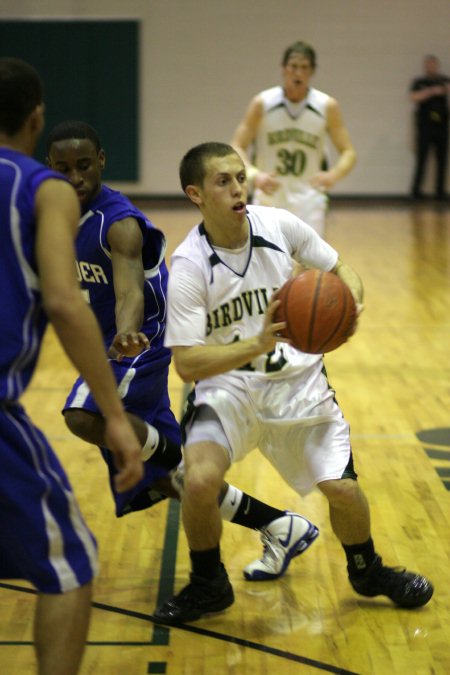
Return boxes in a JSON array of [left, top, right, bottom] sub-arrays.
[[108, 332, 150, 361], [104, 415, 144, 492]]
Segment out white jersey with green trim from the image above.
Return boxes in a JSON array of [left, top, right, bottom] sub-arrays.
[[252, 85, 330, 231], [165, 204, 338, 379]]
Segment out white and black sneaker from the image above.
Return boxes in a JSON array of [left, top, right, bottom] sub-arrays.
[[244, 512, 319, 581]]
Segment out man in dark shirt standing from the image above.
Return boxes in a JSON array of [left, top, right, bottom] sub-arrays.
[[410, 54, 450, 200]]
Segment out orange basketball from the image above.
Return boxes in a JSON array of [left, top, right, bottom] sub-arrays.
[[275, 269, 357, 354]]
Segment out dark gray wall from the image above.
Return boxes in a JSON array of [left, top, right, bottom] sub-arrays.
[[0, 19, 138, 180]]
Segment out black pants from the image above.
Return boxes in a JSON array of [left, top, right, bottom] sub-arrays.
[[412, 121, 448, 197]]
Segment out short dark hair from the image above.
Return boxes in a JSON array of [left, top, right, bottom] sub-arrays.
[[179, 142, 238, 191], [0, 57, 43, 136], [46, 120, 102, 155], [281, 41, 317, 69]]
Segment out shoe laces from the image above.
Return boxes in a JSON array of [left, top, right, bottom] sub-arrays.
[[375, 563, 432, 603], [365, 559, 425, 595], [375, 563, 408, 585], [175, 580, 213, 606], [260, 530, 283, 565]]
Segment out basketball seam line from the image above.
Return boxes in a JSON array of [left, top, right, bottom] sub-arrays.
[[284, 278, 294, 340], [309, 271, 323, 352], [317, 284, 348, 352]]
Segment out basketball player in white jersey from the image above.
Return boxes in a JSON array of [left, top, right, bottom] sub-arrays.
[[153, 142, 433, 624], [231, 41, 356, 237], [46, 121, 320, 584]]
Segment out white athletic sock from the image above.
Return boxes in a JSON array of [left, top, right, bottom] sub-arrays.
[[219, 484, 243, 521], [141, 423, 160, 461]]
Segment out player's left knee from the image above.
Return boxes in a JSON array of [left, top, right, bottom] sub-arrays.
[[318, 477, 359, 508], [63, 409, 95, 439]]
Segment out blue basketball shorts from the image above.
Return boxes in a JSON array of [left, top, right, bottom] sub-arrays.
[[63, 353, 181, 516], [0, 402, 98, 593]]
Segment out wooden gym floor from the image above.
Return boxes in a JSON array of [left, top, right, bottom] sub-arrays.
[[1, 199, 449, 674]]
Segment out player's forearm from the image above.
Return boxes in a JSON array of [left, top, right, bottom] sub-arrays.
[[330, 147, 357, 182], [115, 291, 144, 335], [232, 141, 251, 164], [173, 339, 266, 382], [333, 261, 363, 305]]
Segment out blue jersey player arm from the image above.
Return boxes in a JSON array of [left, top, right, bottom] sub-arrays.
[[107, 216, 151, 361], [35, 179, 144, 491]]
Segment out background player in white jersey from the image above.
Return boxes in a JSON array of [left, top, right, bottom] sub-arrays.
[[231, 40, 356, 237], [0, 58, 143, 675], [46, 121, 319, 581], [153, 142, 433, 624]]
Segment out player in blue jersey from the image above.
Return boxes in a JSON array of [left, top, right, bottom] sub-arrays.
[[46, 121, 320, 580], [0, 58, 143, 675], [46, 120, 183, 518]]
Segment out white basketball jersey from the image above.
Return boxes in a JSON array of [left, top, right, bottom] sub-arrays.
[[252, 86, 330, 225], [165, 205, 338, 379]]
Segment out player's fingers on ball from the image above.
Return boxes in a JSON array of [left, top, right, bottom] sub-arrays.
[[268, 298, 281, 313], [271, 288, 281, 301], [273, 320, 286, 332]]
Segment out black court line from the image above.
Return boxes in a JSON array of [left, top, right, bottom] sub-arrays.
[[0, 581, 360, 674], [0, 385, 362, 674], [150, 497, 181, 646], [424, 448, 450, 460], [416, 426, 450, 490], [423, 448, 450, 490]]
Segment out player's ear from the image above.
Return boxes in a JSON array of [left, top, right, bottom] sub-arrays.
[[98, 149, 106, 170], [185, 184, 202, 206], [28, 103, 44, 135]]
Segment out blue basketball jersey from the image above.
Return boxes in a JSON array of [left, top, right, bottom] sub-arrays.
[[76, 185, 171, 367], [0, 147, 98, 592], [0, 148, 66, 402], [64, 185, 179, 516]]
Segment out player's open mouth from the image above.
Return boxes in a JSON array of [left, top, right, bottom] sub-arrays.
[[233, 201, 245, 212]]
